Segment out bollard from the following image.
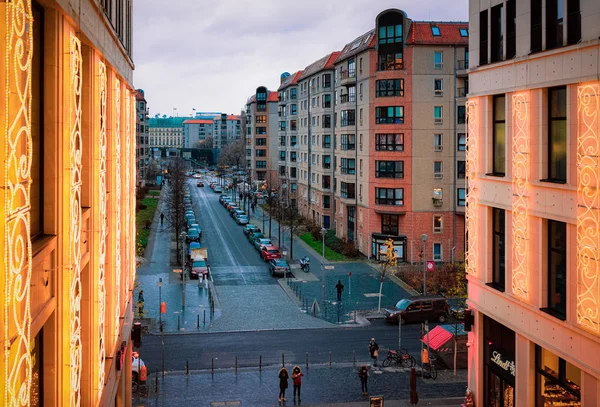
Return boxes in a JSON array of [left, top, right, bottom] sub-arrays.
[[197, 314, 200, 329], [329, 351, 332, 367], [155, 375, 158, 392], [305, 352, 309, 368], [235, 356, 238, 374], [204, 310, 206, 325], [177, 315, 181, 330], [282, 353, 285, 367], [186, 359, 189, 375], [211, 358, 214, 375], [259, 355, 262, 371], [354, 309, 357, 323], [353, 350, 356, 367]]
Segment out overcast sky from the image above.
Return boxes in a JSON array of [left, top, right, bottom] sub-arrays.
[[133, 0, 468, 117]]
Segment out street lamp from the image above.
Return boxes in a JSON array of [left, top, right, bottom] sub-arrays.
[[320, 227, 327, 302], [158, 278, 163, 328], [421, 234, 428, 295], [180, 232, 187, 308]]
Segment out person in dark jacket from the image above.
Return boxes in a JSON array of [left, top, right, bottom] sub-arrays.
[[278, 367, 289, 402], [358, 364, 369, 396], [291, 365, 304, 402], [369, 338, 379, 367], [335, 280, 344, 301]]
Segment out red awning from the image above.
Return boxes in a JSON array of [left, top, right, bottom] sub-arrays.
[[421, 325, 453, 351]]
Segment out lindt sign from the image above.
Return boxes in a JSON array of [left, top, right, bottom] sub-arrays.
[[491, 350, 516, 376]]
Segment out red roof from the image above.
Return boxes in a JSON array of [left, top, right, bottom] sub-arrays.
[[421, 325, 453, 351], [226, 115, 241, 121], [183, 119, 213, 125], [407, 22, 469, 46], [267, 91, 278, 102], [278, 70, 304, 91], [323, 51, 341, 69], [135, 89, 146, 101]]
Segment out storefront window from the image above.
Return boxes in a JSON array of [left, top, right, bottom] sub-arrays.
[[536, 346, 581, 406], [484, 316, 515, 407]]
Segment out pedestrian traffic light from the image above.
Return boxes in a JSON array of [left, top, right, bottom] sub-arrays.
[[132, 322, 142, 348], [464, 308, 474, 332]]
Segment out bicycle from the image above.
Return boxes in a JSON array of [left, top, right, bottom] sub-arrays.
[[422, 356, 437, 380], [382, 349, 416, 368], [131, 380, 139, 394]]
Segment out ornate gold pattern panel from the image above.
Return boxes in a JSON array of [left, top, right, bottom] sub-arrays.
[[130, 94, 136, 286], [124, 90, 131, 297], [1, 0, 33, 405], [113, 78, 121, 343], [96, 61, 107, 402], [68, 32, 83, 407], [576, 83, 600, 334], [511, 93, 530, 300], [465, 99, 479, 278]]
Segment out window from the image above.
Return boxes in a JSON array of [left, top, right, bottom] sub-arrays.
[[536, 346, 581, 406], [322, 73, 331, 88], [290, 152, 297, 162], [546, 0, 564, 50], [290, 104, 297, 115], [376, 79, 404, 97], [376, 161, 404, 178], [547, 87, 567, 182], [247, 127, 252, 135], [379, 24, 403, 44], [279, 136, 286, 146], [431, 25, 440, 36], [457, 188, 466, 206], [341, 110, 356, 127], [290, 88, 297, 99], [531, 0, 543, 52], [340, 182, 356, 199], [567, 0, 581, 45], [458, 133, 466, 151], [323, 94, 331, 108], [322, 114, 331, 128], [457, 105, 466, 124], [480, 10, 489, 64], [279, 165, 286, 176], [376, 106, 404, 124], [290, 135, 297, 146], [434, 106, 443, 124], [434, 134, 443, 151], [491, 3, 504, 63], [378, 52, 404, 71], [322, 134, 331, 148], [256, 115, 267, 123], [255, 138, 267, 146], [545, 220, 567, 319], [341, 134, 355, 150], [375, 188, 404, 206], [290, 120, 297, 131], [323, 155, 331, 169], [256, 161, 267, 169], [492, 208, 506, 291], [434, 79, 443, 96], [382, 214, 399, 236], [376, 133, 404, 151], [492, 95, 506, 175], [279, 121, 286, 131], [279, 151, 286, 161], [340, 158, 355, 175], [433, 243, 442, 261], [322, 176, 331, 189], [434, 161, 443, 179], [434, 51, 443, 69], [256, 127, 267, 135], [290, 167, 297, 178], [347, 60, 356, 77], [256, 149, 267, 157], [457, 161, 466, 179], [433, 215, 443, 233], [506, 0, 516, 58], [459, 28, 468, 37]]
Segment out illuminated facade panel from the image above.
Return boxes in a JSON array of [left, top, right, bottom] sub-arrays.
[[465, 99, 479, 278], [113, 78, 122, 344]]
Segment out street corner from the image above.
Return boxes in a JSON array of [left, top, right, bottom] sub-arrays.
[[289, 266, 319, 282]]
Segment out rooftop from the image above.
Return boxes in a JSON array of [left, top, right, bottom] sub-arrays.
[[246, 90, 279, 105], [334, 30, 376, 64], [406, 21, 469, 45], [183, 119, 214, 125], [299, 51, 341, 81], [278, 70, 304, 91], [148, 117, 191, 127]]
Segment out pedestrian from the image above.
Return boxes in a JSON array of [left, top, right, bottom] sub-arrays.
[[160, 212, 164, 225], [369, 338, 379, 367], [421, 347, 430, 377], [358, 364, 369, 396], [278, 366, 289, 403], [335, 280, 344, 302], [291, 365, 304, 403], [138, 290, 144, 303], [251, 203, 256, 213], [409, 367, 419, 405]]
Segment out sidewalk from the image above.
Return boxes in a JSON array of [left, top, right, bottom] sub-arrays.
[[134, 363, 467, 407]]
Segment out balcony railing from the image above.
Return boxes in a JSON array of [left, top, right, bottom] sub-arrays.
[[457, 60, 469, 70], [457, 87, 467, 97], [341, 119, 356, 127], [340, 94, 356, 104], [340, 69, 356, 80]]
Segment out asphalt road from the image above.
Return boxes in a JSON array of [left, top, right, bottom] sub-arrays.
[[141, 319, 432, 373]]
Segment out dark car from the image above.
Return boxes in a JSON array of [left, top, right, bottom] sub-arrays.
[[269, 259, 291, 277], [383, 295, 449, 325], [197, 182, 204, 187], [243, 225, 260, 236]]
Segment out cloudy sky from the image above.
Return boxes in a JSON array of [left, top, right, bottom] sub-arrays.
[[133, 0, 468, 117]]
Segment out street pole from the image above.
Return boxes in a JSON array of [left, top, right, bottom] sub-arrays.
[[158, 278, 163, 328], [421, 234, 428, 295], [181, 232, 187, 309], [320, 228, 326, 303]]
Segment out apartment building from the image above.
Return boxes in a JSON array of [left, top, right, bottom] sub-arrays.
[[297, 52, 340, 225], [183, 119, 214, 148], [245, 87, 279, 182], [0, 0, 137, 405], [148, 116, 190, 151], [466, 0, 600, 405], [136, 89, 150, 184], [277, 71, 303, 208], [213, 113, 242, 148], [333, 9, 468, 262]]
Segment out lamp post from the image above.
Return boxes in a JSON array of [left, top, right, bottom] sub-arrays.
[[421, 234, 428, 295], [180, 232, 187, 308], [320, 227, 327, 303], [158, 278, 163, 327]]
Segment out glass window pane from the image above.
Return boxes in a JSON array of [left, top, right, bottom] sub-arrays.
[[379, 26, 386, 38], [396, 24, 402, 37], [551, 88, 567, 118], [494, 96, 506, 120]]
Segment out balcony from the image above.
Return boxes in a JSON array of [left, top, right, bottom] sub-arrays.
[[432, 198, 443, 207], [339, 94, 356, 105], [457, 87, 467, 98], [456, 59, 469, 76], [340, 69, 356, 86]]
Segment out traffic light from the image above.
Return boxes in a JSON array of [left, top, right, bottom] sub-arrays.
[[132, 322, 142, 348], [464, 308, 474, 332]]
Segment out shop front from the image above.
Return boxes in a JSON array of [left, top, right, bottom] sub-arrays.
[[371, 233, 406, 262], [484, 316, 515, 407], [536, 345, 581, 407]]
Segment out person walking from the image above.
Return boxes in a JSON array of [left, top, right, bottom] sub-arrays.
[[291, 365, 304, 403], [421, 348, 430, 377], [160, 212, 165, 225], [335, 280, 344, 302], [369, 338, 379, 367], [278, 366, 289, 403], [358, 364, 369, 396]]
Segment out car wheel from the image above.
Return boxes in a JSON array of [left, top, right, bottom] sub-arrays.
[[438, 314, 447, 323]]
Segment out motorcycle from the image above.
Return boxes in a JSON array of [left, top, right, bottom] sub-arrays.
[[299, 256, 310, 272]]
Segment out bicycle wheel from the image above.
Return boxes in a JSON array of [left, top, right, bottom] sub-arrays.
[[402, 355, 416, 368], [430, 365, 437, 380], [132, 381, 139, 394], [382, 357, 392, 367]]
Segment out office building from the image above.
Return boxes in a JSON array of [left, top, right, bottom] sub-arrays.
[[245, 88, 279, 182], [213, 113, 242, 148], [183, 119, 215, 148], [136, 89, 149, 184]]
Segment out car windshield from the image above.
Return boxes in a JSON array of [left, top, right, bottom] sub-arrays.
[[273, 260, 288, 267], [395, 299, 411, 310], [189, 242, 201, 249], [192, 261, 206, 267], [268, 249, 279, 254], [260, 239, 271, 244]]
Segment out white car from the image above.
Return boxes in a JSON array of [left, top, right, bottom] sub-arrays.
[[132, 351, 145, 382]]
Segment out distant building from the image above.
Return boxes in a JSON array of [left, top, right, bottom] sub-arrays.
[[245, 88, 279, 181], [148, 116, 191, 149], [213, 113, 242, 148], [183, 119, 214, 148], [135, 89, 149, 184]]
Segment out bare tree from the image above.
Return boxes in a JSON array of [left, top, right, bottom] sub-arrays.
[[218, 139, 246, 170], [145, 159, 162, 185], [198, 136, 214, 149], [282, 203, 305, 260], [164, 158, 187, 265]]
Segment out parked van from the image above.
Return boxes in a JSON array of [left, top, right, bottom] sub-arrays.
[[383, 295, 449, 325]]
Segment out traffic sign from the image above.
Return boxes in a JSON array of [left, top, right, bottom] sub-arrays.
[[426, 261, 435, 272], [173, 269, 183, 273], [348, 271, 352, 276], [324, 265, 335, 270]]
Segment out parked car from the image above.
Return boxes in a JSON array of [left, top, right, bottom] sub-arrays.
[[186, 227, 200, 242], [269, 259, 291, 277], [197, 182, 204, 187], [261, 245, 281, 261], [187, 218, 197, 228], [189, 223, 202, 237], [383, 295, 449, 325], [243, 225, 260, 236], [254, 238, 272, 251], [236, 214, 249, 225], [219, 195, 229, 204], [226, 202, 237, 211], [185, 210, 195, 217], [248, 231, 264, 242], [190, 257, 209, 279], [214, 186, 222, 193], [227, 205, 239, 214], [188, 241, 201, 257], [232, 209, 245, 219]]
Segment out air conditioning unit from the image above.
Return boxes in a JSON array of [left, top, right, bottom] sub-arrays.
[[434, 145, 443, 152], [434, 118, 443, 124], [434, 173, 443, 179], [434, 90, 443, 96]]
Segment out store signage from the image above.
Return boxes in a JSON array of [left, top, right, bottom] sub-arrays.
[[491, 350, 515, 376]]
